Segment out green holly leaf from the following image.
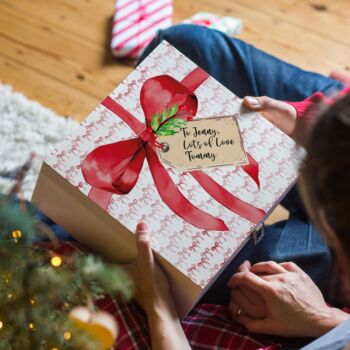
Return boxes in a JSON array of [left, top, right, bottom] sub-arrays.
[[156, 117, 187, 136], [160, 111, 168, 123], [157, 129, 177, 136], [168, 104, 179, 118], [150, 113, 160, 132]]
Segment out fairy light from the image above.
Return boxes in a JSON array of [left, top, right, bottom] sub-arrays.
[[63, 331, 72, 340], [3, 272, 11, 284], [0, 321, 3, 329], [51, 256, 62, 267], [12, 229, 22, 243], [12, 230, 22, 239], [28, 322, 35, 330], [30, 298, 36, 305]]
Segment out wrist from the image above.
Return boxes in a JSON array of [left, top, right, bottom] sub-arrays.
[[312, 308, 350, 337], [146, 299, 178, 322]]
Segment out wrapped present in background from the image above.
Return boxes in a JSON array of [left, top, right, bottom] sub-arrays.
[[182, 11, 243, 37], [111, 0, 173, 58]]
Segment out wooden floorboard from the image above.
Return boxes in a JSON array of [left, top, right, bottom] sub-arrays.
[[1, 0, 349, 120], [2, 0, 348, 222]]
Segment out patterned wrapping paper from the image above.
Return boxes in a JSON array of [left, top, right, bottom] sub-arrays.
[[111, 0, 173, 58], [182, 12, 243, 37], [48, 41, 300, 289]]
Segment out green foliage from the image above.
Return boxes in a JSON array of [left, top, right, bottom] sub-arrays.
[[150, 104, 187, 136], [0, 195, 133, 350]]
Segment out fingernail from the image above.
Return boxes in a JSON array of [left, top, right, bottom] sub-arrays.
[[245, 96, 260, 107], [136, 221, 148, 233]]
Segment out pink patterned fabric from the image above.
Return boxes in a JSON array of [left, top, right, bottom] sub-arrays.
[[111, 0, 173, 58], [44, 241, 283, 350]]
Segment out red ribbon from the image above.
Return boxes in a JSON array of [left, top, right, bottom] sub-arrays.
[[82, 67, 266, 231]]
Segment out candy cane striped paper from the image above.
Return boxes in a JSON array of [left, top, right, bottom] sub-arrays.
[[111, 0, 173, 59]]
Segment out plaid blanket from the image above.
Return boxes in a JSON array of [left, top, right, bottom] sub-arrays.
[[48, 241, 287, 350]]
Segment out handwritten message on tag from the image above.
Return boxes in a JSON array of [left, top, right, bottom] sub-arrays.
[[157, 116, 248, 171]]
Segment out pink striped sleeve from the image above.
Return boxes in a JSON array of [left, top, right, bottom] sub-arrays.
[[286, 87, 350, 119]]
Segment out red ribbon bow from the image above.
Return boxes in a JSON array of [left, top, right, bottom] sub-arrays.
[[82, 67, 266, 231]]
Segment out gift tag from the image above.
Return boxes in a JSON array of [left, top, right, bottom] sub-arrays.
[[157, 115, 248, 171]]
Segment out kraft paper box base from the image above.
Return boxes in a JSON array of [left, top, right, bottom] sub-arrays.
[[32, 41, 300, 318], [33, 164, 201, 317]]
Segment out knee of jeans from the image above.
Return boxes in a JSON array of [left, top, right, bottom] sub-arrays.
[[157, 23, 218, 48]]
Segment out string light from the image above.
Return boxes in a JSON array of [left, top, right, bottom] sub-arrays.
[[3, 272, 11, 284], [28, 322, 35, 330], [30, 298, 36, 305], [12, 230, 22, 239], [51, 256, 62, 267], [0, 321, 3, 329], [63, 331, 72, 340], [7, 293, 13, 300]]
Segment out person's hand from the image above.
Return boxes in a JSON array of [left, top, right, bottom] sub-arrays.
[[228, 261, 267, 319], [243, 96, 297, 136], [124, 222, 191, 350], [131, 221, 176, 318], [329, 70, 350, 85], [228, 261, 350, 338]]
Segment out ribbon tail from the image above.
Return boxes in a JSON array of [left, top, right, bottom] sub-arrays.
[[190, 170, 266, 225], [146, 145, 229, 231], [88, 187, 113, 211], [240, 153, 260, 188]]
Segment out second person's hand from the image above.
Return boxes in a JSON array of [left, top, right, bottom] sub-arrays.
[[228, 261, 350, 338], [243, 96, 297, 136]]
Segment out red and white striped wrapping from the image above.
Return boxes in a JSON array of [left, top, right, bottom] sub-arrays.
[[111, 0, 173, 59]]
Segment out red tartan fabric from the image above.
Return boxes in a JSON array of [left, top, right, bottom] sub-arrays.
[[182, 304, 281, 350], [44, 241, 284, 349]]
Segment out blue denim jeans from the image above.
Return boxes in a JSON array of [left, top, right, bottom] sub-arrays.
[[138, 24, 344, 307]]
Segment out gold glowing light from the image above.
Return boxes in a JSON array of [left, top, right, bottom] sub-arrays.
[[3, 272, 11, 284], [51, 256, 62, 267], [64, 331, 72, 340], [12, 230, 22, 239], [28, 322, 35, 330], [0, 321, 3, 329]]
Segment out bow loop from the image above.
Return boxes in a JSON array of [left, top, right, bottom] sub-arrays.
[[140, 75, 198, 125], [82, 138, 145, 195]]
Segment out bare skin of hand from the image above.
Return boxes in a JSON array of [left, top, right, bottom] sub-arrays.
[[122, 222, 191, 350], [228, 260, 267, 320], [243, 96, 297, 136], [329, 70, 350, 85], [228, 261, 350, 338], [132, 222, 176, 317]]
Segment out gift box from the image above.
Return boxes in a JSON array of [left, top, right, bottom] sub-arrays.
[[33, 41, 300, 317], [182, 12, 243, 37], [111, 0, 173, 58]]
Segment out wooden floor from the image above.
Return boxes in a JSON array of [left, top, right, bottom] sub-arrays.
[[1, 0, 350, 122], [1, 0, 349, 223]]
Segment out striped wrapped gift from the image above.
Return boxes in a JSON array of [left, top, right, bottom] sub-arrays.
[[111, 0, 173, 59]]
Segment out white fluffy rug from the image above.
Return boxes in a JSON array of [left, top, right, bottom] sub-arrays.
[[0, 84, 78, 199]]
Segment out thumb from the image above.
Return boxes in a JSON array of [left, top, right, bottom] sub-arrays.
[[135, 221, 154, 269], [243, 96, 284, 112], [238, 314, 274, 334]]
